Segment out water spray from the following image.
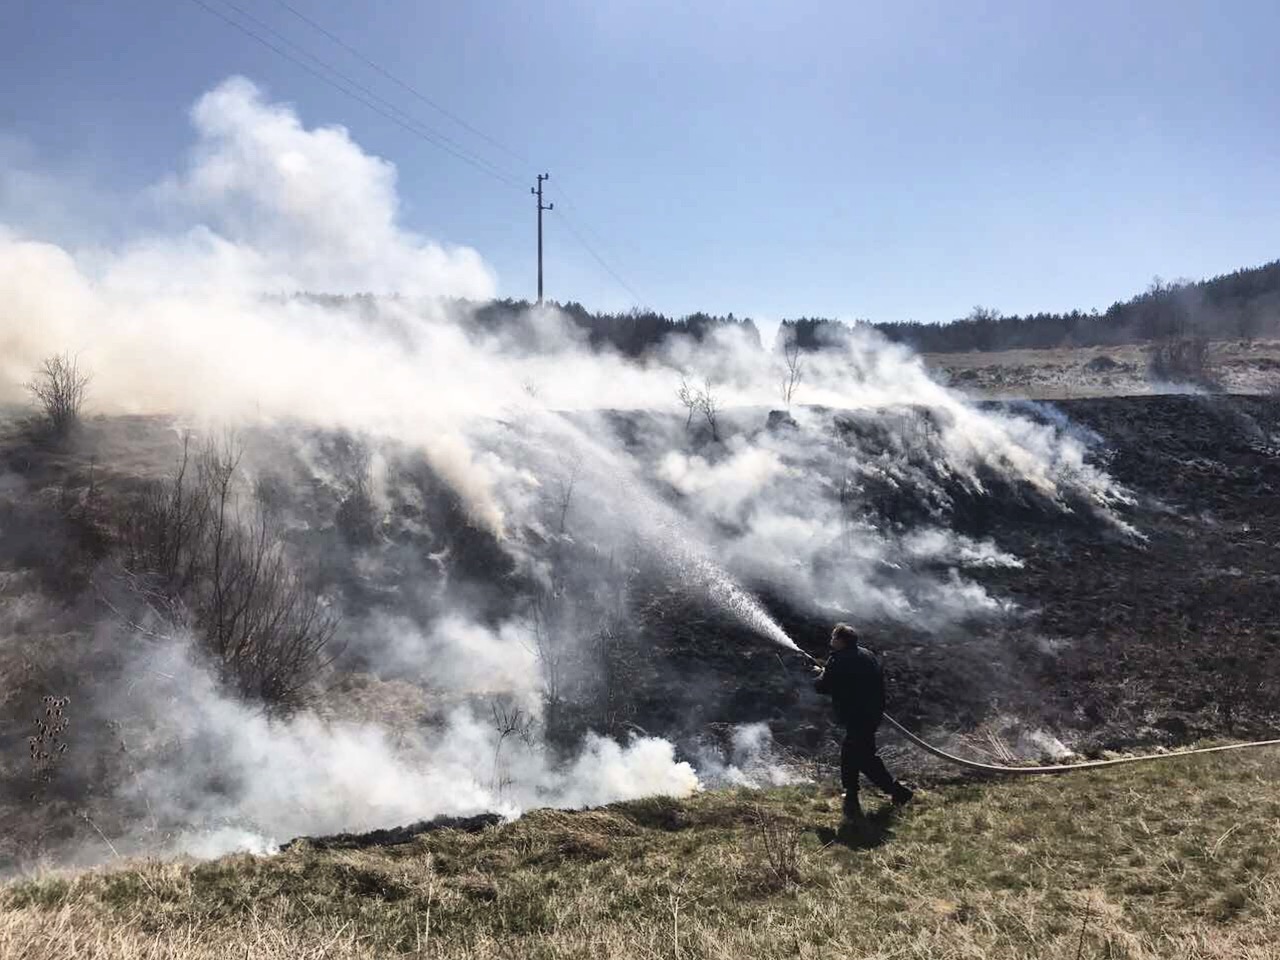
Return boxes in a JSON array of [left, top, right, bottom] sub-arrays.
[[519, 408, 809, 654]]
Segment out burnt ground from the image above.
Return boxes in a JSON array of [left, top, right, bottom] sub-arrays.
[[2, 394, 1279, 863], [280, 813, 502, 852], [632, 395, 1280, 766], [978, 396, 1280, 744]]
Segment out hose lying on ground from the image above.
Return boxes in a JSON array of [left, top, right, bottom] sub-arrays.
[[881, 713, 1280, 775], [795, 647, 1280, 774]]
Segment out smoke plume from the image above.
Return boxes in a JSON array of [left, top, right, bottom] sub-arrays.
[[0, 77, 1138, 867]]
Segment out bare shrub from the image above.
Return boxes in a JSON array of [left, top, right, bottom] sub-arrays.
[[781, 338, 804, 408], [677, 376, 699, 430], [490, 702, 537, 799], [698, 378, 721, 441], [549, 456, 580, 537], [25, 354, 89, 437], [28, 696, 70, 788], [676, 376, 721, 441], [519, 586, 563, 708], [121, 436, 339, 709], [1149, 336, 1215, 387], [750, 806, 804, 889]]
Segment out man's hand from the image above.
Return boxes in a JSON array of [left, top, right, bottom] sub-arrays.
[[811, 664, 824, 675]]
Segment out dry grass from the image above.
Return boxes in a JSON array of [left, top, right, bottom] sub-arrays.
[[924, 337, 1280, 399], [3, 749, 1279, 958]]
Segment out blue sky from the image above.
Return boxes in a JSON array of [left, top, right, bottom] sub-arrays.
[[4, 0, 1280, 325]]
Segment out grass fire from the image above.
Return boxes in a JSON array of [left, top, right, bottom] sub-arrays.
[[4, 14, 1280, 958]]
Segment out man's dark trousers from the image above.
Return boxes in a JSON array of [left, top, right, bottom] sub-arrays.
[[840, 722, 897, 813]]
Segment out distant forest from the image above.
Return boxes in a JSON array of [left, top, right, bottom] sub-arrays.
[[863, 259, 1280, 354], [471, 299, 765, 357], [309, 258, 1280, 357]]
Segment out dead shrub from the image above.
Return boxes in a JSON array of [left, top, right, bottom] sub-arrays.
[[28, 696, 70, 788], [781, 338, 804, 408], [677, 375, 721, 441], [120, 436, 339, 709], [750, 806, 804, 889], [489, 702, 537, 799], [25, 354, 90, 437]]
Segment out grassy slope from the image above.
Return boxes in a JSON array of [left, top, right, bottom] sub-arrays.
[[2, 750, 1278, 959]]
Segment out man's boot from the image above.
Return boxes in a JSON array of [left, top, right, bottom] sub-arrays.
[[841, 793, 864, 826], [838, 794, 865, 839], [890, 782, 914, 806]]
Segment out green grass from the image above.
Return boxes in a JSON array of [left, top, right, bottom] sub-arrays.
[[3, 749, 1279, 958]]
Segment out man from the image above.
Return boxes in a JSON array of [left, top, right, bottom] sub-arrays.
[[814, 622, 913, 824]]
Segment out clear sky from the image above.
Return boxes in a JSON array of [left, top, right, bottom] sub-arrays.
[[4, 0, 1280, 326]]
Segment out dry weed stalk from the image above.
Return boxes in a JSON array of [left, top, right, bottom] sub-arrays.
[[751, 804, 804, 889], [28, 695, 70, 786]]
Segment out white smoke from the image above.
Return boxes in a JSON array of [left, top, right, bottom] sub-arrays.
[[0, 77, 1141, 865], [146, 76, 496, 299], [112, 641, 699, 861], [695, 722, 806, 788], [368, 613, 542, 694], [0, 76, 508, 533]]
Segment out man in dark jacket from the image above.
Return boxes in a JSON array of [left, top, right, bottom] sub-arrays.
[[814, 622, 913, 822]]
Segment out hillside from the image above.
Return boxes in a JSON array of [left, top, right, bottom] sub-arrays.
[[592, 394, 1280, 756], [4, 749, 1279, 959], [3, 389, 1280, 879]]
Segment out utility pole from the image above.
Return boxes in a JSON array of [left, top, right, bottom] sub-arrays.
[[532, 173, 553, 304]]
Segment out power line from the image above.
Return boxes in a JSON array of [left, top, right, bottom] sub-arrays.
[[557, 207, 646, 306], [190, 0, 648, 306], [186, 0, 526, 190], [549, 179, 618, 253], [215, 0, 525, 186], [261, 0, 645, 307], [269, 0, 532, 171], [549, 179, 646, 305]]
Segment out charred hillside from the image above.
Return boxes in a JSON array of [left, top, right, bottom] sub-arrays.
[[974, 396, 1280, 742], [3, 385, 1279, 876], [532, 395, 1280, 766]]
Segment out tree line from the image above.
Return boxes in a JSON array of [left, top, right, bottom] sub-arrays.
[[472, 299, 764, 356], [296, 257, 1280, 356], [791, 260, 1280, 354]]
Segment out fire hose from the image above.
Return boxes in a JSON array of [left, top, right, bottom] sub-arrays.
[[880, 713, 1280, 775], [796, 649, 1280, 774]]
